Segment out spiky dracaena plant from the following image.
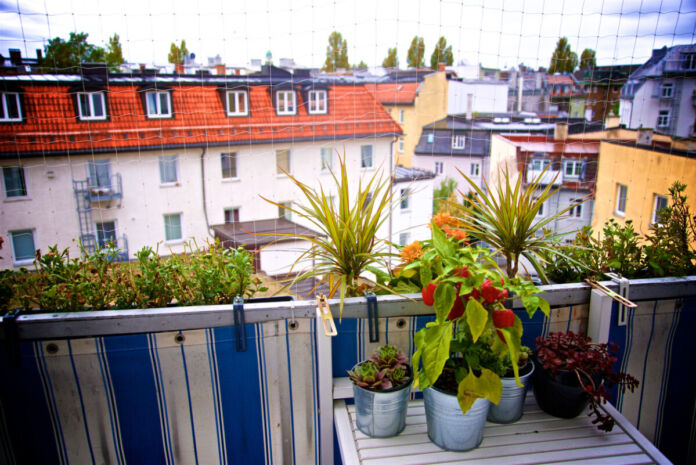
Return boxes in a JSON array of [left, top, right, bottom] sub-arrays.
[[260, 153, 396, 317], [454, 166, 589, 283]]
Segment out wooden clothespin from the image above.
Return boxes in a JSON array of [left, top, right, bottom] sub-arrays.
[[316, 294, 337, 336], [585, 279, 637, 308]]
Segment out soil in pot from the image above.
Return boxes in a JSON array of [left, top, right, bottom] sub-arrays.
[[531, 355, 601, 419]]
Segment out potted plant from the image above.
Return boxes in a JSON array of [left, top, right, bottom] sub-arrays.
[[390, 223, 549, 451], [532, 331, 639, 431], [487, 346, 534, 424], [347, 344, 412, 437]]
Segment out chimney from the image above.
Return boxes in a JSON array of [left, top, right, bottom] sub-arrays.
[[216, 64, 226, 75], [36, 49, 42, 61], [466, 93, 473, 120], [554, 122, 568, 140], [438, 63, 445, 72], [9, 49, 22, 66], [139, 64, 146, 72], [637, 128, 653, 146], [517, 73, 523, 113], [175, 63, 185, 74]]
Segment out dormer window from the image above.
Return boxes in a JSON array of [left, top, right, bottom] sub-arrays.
[[0, 92, 22, 122], [146, 91, 172, 118], [308, 90, 327, 114], [77, 92, 106, 120], [226, 90, 248, 116], [452, 135, 465, 149], [276, 90, 296, 115]]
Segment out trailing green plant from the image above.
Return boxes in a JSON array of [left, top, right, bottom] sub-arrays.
[[348, 344, 411, 390], [390, 222, 549, 415], [259, 153, 396, 317], [1, 239, 264, 312], [453, 166, 587, 282]]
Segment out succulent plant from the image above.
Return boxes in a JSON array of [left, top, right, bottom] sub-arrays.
[[371, 344, 409, 371], [349, 345, 411, 391], [348, 361, 393, 390]]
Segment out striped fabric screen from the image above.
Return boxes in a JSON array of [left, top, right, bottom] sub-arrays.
[[0, 319, 319, 465], [609, 297, 696, 465]]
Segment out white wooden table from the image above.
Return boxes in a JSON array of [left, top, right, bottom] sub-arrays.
[[333, 380, 672, 465]]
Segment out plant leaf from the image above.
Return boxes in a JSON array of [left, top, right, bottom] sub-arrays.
[[433, 283, 455, 323], [457, 367, 503, 414], [465, 298, 488, 343]]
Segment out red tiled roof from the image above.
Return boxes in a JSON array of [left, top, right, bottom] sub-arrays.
[[0, 83, 401, 156], [547, 75, 575, 85], [364, 82, 420, 105]]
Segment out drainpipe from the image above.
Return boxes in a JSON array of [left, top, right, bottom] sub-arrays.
[[388, 137, 395, 267], [200, 147, 213, 236], [517, 73, 523, 113]]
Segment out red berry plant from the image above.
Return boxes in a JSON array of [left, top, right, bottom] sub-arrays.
[[388, 222, 550, 415], [535, 331, 639, 431]]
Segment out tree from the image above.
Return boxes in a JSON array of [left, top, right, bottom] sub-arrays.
[[382, 47, 398, 68], [406, 36, 425, 69], [168, 40, 189, 65], [322, 31, 349, 72], [41, 32, 107, 72], [430, 36, 453, 69], [105, 34, 125, 70], [355, 60, 368, 70], [548, 37, 578, 74], [580, 48, 596, 70]]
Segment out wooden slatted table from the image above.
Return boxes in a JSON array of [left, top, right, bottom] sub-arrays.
[[333, 384, 672, 465]]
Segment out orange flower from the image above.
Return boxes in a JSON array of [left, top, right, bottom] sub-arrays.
[[430, 212, 456, 229], [443, 227, 468, 242], [400, 241, 424, 264]]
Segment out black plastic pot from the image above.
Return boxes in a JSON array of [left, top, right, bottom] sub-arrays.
[[530, 355, 599, 419]]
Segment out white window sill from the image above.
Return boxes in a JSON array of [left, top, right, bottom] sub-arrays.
[[321, 169, 332, 174], [13, 259, 34, 267], [0, 119, 23, 123], [226, 112, 249, 117], [160, 182, 180, 188], [614, 210, 626, 218], [308, 111, 328, 115], [361, 167, 375, 172], [4, 196, 31, 202], [276, 112, 297, 116], [164, 239, 184, 246], [277, 173, 290, 178], [400, 208, 411, 214], [222, 177, 240, 183], [147, 114, 173, 119], [79, 117, 107, 122]]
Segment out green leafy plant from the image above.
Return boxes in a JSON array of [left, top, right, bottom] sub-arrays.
[[454, 166, 586, 282], [260, 153, 396, 317], [348, 344, 411, 390], [391, 223, 549, 415], [498, 345, 532, 378]]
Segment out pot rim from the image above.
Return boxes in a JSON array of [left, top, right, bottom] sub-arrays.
[[501, 359, 535, 380]]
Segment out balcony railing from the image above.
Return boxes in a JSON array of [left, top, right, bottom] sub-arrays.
[[527, 168, 562, 186], [1, 277, 694, 465]]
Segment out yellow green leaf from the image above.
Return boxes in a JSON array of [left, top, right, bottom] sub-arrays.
[[466, 298, 488, 343]]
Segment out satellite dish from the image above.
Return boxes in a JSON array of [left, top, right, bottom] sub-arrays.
[[190, 53, 196, 59]]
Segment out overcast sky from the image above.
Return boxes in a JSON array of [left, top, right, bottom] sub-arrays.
[[1, 0, 694, 70]]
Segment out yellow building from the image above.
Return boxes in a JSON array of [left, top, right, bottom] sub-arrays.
[[592, 140, 696, 237], [365, 71, 448, 167]]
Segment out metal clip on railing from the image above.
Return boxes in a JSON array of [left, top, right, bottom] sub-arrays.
[[316, 294, 337, 337], [233, 297, 247, 352], [606, 273, 633, 326], [365, 293, 379, 343]]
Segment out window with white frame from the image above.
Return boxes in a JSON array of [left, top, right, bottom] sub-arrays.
[[221, 152, 238, 179], [88, 160, 112, 190], [276, 90, 296, 115], [399, 232, 410, 247], [683, 53, 696, 70], [616, 184, 627, 215], [0, 92, 21, 122], [362, 192, 373, 211], [320, 147, 332, 172], [278, 202, 291, 220], [564, 160, 583, 179], [226, 90, 248, 116], [159, 155, 179, 184], [96, 221, 117, 249], [276, 149, 291, 174], [536, 200, 545, 216], [400, 188, 410, 210], [10, 229, 35, 265], [164, 214, 182, 241], [77, 92, 106, 120], [399, 109, 404, 124], [530, 159, 550, 171], [361, 145, 373, 169], [652, 194, 668, 224], [308, 90, 327, 114], [145, 91, 172, 118], [657, 110, 670, 128], [661, 82, 673, 98], [2, 166, 27, 198], [452, 135, 466, 149], [568, 199, 582, 218], [398, 137, 404, 153], [470, 163, 480, 177], [224, 207, 240, 223], [427, 133, 434, 143], [434, 161, 443, 174]]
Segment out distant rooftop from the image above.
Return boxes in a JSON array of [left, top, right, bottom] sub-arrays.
[[212, 219, 321, 249], [393, 165, 436, 183]]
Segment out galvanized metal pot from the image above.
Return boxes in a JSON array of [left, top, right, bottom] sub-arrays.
[[487, 362, 535, 423], [352, 366, 412, 438], [423, 387, 490, 451]]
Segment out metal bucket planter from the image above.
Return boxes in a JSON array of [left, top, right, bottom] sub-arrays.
[[352, 366, 412, 438], [423, 387, 490, 451], [487, 362, 535, 423]]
